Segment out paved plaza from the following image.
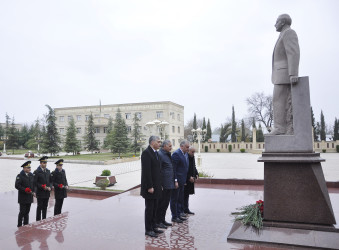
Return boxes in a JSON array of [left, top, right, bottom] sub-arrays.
[[1, 152, 339, 193]]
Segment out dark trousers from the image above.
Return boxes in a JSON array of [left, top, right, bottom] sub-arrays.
[[170, 184, 184, 218], [184, 193, 190, 212], [36, 198, 49, 221], [144, 199, 158, 232], [54, 199, 64, 216], [18, 203, 31, 227], [156, 189, 172, 223]]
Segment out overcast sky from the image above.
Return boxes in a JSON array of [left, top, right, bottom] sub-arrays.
[[1, 0, 338, 130]]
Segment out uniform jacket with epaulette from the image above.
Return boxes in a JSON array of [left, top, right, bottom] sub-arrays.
[[33, 166, 52, 198], [15, 170, 34, 204], [51, 168, 68, 199]]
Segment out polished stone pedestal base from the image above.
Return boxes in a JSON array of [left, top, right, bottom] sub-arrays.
[[227, 221, 339, 249]]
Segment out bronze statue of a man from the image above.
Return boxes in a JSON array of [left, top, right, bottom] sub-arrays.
[[270, 14, 300, 135]]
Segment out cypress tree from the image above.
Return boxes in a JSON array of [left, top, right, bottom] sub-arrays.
[[241, 119, 246, 142], [219, 124, 224, 142], [193, 113, 197, 129], [202, 117, 206, 130], [206, 119, 212, 141], [333, 118, 338, 141], [0, 123, 3, 138], [311, 107, 317, 141], [64, 117, 81, 155], [111, 109, 130, 157], [84, 113, 99, 153], [257, 123, 264, 142], [41, 105, 61, 156], [320, 110, 326, 141], [231, 106, 237, 142]]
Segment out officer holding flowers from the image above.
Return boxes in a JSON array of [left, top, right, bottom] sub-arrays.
[[15, 161, 35, 227], [51, 159, 69, 215], [33, 156, 52, 221]]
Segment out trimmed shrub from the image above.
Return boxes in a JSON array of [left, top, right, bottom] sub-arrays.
[[228, 145, 232, 152], [101, 169, 111, 176], [217, 149, 220, 152], [336, 145, 339, 153], [240, 148, 245, 153], [322, 149, 326, 153], [96, 179, 109, 190], [205, 146, 208, 152]]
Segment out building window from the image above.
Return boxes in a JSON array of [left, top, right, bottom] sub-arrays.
[[156, 111, 163, 119], [104, 114, 110, 119], [104, 127, 108, 133], [172, 139, 175, 147], [85, 115, 89, 121], [127, 126, 132, 133], [177, 114, 180, 121], [94, 114, 100, 117], [59, 128, 64, 134], [77, 128, 81, 134], [137, 126, 141, 132], [125, 113, 131, 119], [136, 112, 142, 119], [170, 112, 175, 119], [59, 116, 64, 122], [172, 126, 175, 133], [67, 116, 72, 121], [178, 126, 180, 133], [95, 127, 100, 133], [77, 115, 81, 121]]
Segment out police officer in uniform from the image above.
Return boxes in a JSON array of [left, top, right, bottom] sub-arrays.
[[15, 161, 35, 227], [51, 159, 69, 215], [33, 156, 52, 221]]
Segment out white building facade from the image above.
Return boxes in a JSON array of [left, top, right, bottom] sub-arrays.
[[54, 101, 184, 150]]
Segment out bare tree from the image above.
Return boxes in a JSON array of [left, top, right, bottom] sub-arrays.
[[184, 117, 203, 139], [246, 92, 273, 131]]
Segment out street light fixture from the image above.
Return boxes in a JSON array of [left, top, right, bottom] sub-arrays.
[[0, 135, 8, 154], [191, 127, 207, 167], [145, 119, 169, 141]]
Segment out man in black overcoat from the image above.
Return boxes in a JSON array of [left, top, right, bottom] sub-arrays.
[[15, 161, 35, 227], [51, 159, 69, 215], [184, 147, 199, 215], [33, 156, 52, 221], [141, 135, 162, 238]]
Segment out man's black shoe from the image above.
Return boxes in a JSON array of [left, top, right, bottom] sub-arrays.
[[153, 228, 164, 234], [163, 221, 172, 226], [145, 231, 158, 237], [180, 213, 187, 218], [171, 218, 183, 223], [156, 223, 167, 229], [185, 210, 195, 215], [179, 216, 187, 221]]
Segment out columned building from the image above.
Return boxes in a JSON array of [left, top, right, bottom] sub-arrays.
[[54, 101, 184, 150]]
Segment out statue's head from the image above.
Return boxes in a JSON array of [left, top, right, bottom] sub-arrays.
[[275, 14, 292, 32]]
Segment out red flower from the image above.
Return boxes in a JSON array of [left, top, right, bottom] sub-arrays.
[[25, 187, 31, 193], [42, 184, 46, 189], [58, 184, 63, 188]]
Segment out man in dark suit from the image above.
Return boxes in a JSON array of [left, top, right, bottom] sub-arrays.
[[170, 140, 190, 223], [15, 161, 35, 227], [156, 140, 175, 228], [33, 156, 52, 221], [184, 147, 199, 215], [271, 14, 300, 135], [141, 135, 163, 238], [51, 159, 69, 216]]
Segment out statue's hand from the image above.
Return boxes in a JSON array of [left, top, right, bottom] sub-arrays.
[[290, 75, 298, 84]]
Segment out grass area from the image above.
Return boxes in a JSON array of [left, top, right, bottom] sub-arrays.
[[71, 186, 124, 192], [199, 170, 214, 178], [48, 152, 139, 161]]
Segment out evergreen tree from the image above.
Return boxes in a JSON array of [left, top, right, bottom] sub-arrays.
[[84, 113, 99, 153], [7, 117, 20, 152], [41, 105, 61, 156], [311, 107, 317, 141], [0, 123, 3, 138], [252, 117, 256, 129], [219, 124, 224, 142], [241, 119, 246, 142], [131, 112, 144, 155], [19, 125, 30, 148], [320, 110, 326, 141], [64, 117, 81, 155], [111, 109, 130, 157], [104, 117, 114, 148], [206, 119, 212, 141], [193, 113, 197, 129], [257, 123, 265, 142], [5, 113, 10, 135], [202, 117, 207, 142], [231, 106, 237, 142], [333, 118, 339, 141], [25, 118, 42, 150]]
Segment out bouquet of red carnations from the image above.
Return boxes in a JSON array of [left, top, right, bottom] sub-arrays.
[[25, 187, 32, 193], [231, 200, 264, 229], [41, 184, 46, 189], [58, 184, 63, 188]]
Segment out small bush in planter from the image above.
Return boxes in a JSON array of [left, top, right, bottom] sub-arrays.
[[96, 179, 109, 190], [205, 146, 208, 152], [101, 169, 111, 176], [217, 149, 220, 152], [228, 145, 232, 152], [322, 149, 326, 153], [240, 148, 245, 153], [336, 145, 339, 153]]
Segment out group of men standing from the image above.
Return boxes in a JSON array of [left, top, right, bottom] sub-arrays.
[[15, 156, 69, 227], [141, 136, 199, 237]]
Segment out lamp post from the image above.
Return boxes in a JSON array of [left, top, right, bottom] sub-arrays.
[[191, 127, 207, 167], [1, 135, 8, 154], [35, 134, 41, 156], [145, 120, 169, 141]]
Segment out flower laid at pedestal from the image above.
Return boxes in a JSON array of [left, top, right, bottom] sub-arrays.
[[231, 200, 264, 229]]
